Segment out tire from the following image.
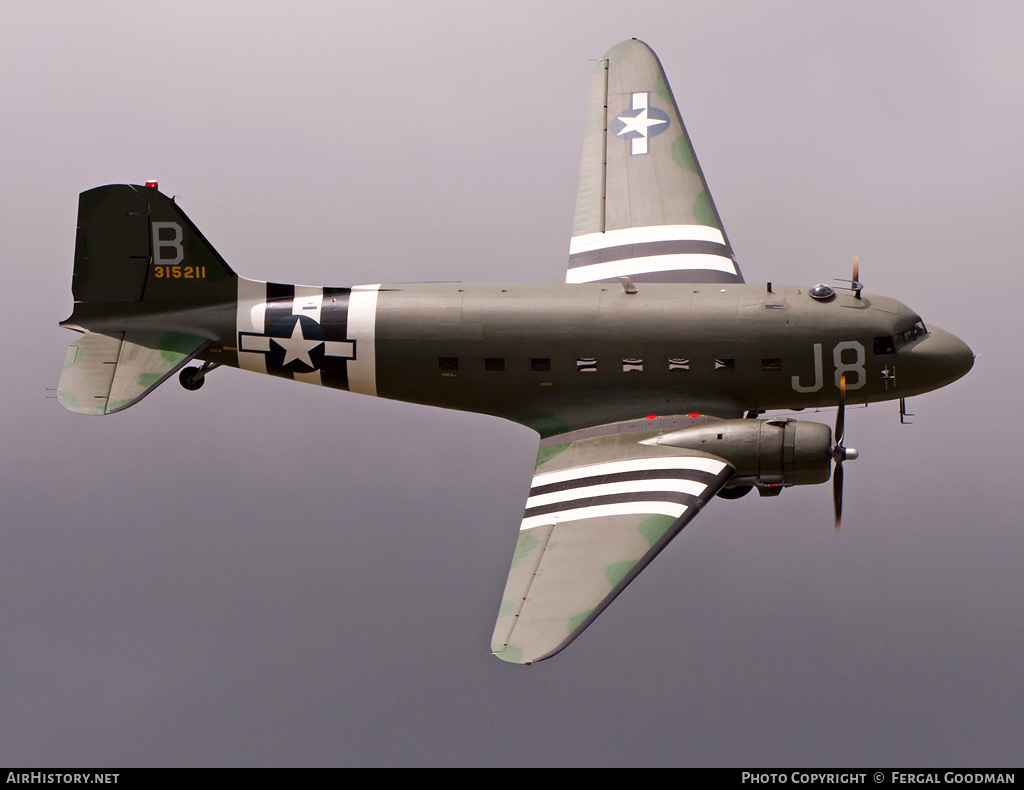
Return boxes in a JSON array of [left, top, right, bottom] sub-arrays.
[[179, 366, 205, 391]]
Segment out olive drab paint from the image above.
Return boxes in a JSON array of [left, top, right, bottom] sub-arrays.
[[56, 40, 974, 665]]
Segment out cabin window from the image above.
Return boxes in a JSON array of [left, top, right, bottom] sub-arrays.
[[576, 357, 597, 373], [622, 358, 643, 373], [761, 358, 783, 372], [668, 358, 690, 372], [485, 357, 505, 372], [438, 357, 459, 372], [714, 358, 735, 372], [531, 357, 551, 372]]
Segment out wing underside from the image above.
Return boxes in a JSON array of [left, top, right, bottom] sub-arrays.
[[491, 425, 734, 664], [568, 39, 743, 285]]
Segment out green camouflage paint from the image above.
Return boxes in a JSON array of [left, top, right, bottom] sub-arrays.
[[638, 515, 677, 548], [604, 560, 637, 587], [694, 191, 718, 227], [136, 372, 162, 388], [509, 530, 539, 571], [653, 70, 672, 106], [568, 609, 594, 634], [605, 40, 634, 62], [158, 332, 202, 363], [497, 599, 518, 619], [536, 442, 571, 468], [492, 644, 523, 664], [671, 135, 698, 173]]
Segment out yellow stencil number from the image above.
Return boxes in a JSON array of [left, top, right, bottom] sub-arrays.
[[153, 265, 207, 279]]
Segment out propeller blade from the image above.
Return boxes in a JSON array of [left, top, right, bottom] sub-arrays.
[[835, 374, 846, 448], [853, 255, 859, 286], [833, 373, 848, 532], [833, 461, 844, 532]]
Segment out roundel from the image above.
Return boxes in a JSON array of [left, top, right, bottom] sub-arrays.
[[268, 314, 327, 373], [613, 105, 671, 140]]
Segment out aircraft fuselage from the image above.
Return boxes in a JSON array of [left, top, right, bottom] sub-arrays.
[[188, 280, 974, 436]]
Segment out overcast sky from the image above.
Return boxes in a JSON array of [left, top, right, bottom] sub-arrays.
[[2, 0, 1022, 767]]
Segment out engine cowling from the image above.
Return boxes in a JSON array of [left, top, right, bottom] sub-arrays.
[[642, 418, 832, 488]]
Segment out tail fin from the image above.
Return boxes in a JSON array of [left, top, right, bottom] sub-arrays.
[[58, 184, 235, 414], [70, 183, 236, 306]]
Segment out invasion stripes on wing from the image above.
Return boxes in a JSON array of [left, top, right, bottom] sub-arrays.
[[566, 253, 738, 283], [570, 225, 727, 254], [520, 456, 730, 531], [533, 456, 728, 486], [567, 224, 739, 284], [529, 466, 721, 497], [520, 501, 689, 531]]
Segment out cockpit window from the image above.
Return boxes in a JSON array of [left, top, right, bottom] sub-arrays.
[[902, 321, 928, 343], [875, 321, 928, 355]]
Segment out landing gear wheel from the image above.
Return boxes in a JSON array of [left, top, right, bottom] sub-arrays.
[[717, 485, 752, 500], [179, 366, 205, 391]]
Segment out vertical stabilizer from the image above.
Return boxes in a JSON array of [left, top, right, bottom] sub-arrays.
[[58, 184, 236, 414]]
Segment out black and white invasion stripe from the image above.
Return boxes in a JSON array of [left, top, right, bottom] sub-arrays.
[[567, 224, 741, 284], [235, 278, 379, 394], [520, 456, 732, 531]]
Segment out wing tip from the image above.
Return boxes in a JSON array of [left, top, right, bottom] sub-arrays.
[[490, 644, 530, 665], [603, 38, 655, 60]]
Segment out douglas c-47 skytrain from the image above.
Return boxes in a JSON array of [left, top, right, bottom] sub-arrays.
[[56, 40, 974, 664]]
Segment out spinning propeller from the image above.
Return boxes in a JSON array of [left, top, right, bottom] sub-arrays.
[[836, 255, 863, 300], [832, 374, 859, 531], [831, 255, 863, 530]]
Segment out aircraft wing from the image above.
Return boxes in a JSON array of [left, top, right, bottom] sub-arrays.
[[490, 422, 735, 664], [568, 39, 744, 285]]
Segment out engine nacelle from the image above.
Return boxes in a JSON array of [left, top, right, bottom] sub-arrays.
[[642, 418, 832, 488]]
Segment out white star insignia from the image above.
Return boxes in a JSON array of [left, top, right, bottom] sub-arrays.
[[616, 107, 668, 139], [272, 319, 322, 367]]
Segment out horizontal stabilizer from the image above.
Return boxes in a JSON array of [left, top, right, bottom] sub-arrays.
[[58, 330, 209, 415]]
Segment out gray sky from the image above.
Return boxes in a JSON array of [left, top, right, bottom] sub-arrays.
[[2, 0, 1022, 767]]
